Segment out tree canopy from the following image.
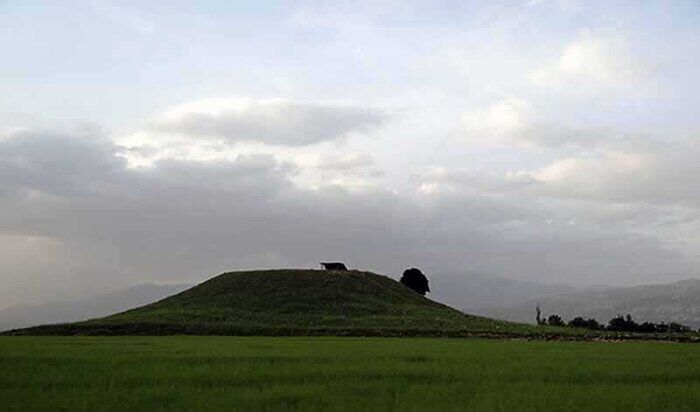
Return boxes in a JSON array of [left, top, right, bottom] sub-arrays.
[[400, 268, 430, 295]]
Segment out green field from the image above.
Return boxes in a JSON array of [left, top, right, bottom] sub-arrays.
[[2, 336, 700, 411]]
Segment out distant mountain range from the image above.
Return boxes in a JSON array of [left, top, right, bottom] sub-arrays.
[[0, 283, 192, 332], [475, 278, 700, 329], [431, 272, 578, 311]]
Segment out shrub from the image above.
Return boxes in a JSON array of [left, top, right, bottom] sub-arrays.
[[605, 315, 690, 334], [546, 314, 565, 327], [568, 316, 603, 330], [638, 322, 657, 333]]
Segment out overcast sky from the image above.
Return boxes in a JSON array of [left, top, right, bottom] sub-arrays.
[[2, 0, 699, 308]]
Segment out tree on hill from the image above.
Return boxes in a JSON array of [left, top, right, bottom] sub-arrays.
[[400, 268, 430, 295]]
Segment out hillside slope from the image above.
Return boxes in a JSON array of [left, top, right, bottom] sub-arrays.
[[8, 269, 534, 337], [479, 279, 700, 329]]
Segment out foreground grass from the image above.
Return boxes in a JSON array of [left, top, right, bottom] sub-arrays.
[[2, 337, 700, 411]]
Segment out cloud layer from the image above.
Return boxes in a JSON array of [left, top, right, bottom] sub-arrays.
[[1, 121, 696, 307]]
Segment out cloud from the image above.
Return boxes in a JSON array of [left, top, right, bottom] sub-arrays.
[[424, 133, 700, 209], [1, 127, 693, 308], [416, 167, 538, 195], [529, 31, 649, 91], [410, 131, 700, 272], [460, 98, 608, 147], [317, 152, 374, 172], [0, 129, 124, 200], [149, 98, 388, 147], [525, 142, 700, 207], [462, 98, 531, 141]]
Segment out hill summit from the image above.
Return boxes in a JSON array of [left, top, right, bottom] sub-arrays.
[[9, 269, 519, 336]]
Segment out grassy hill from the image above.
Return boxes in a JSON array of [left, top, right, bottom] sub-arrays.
[[6, 269, 549, 337]]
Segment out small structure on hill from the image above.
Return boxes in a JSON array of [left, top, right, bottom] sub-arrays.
[[320, 262, 348, 271]]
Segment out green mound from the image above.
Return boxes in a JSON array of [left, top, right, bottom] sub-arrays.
[[8, 269, 541, 337]]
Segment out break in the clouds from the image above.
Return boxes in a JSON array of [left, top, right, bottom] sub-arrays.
[[1, 1, 700, 308]]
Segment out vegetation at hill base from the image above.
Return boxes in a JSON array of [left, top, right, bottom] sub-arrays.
[[2, 336, 700, 412], [540, 312, 694, 334]]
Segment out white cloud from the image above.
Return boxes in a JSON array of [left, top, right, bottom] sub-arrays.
[[462, 98, 531, 142], [415, 166, 538, 195], [529, 31, 648, 91], [522, 142, 700, 207], [532, 151, 650, 184], [522, 151, 652, 203], [460, 98, 607, 147], [114, 99, 391, 193]]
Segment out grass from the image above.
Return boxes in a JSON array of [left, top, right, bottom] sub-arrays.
[[2, 336, 700, 411]]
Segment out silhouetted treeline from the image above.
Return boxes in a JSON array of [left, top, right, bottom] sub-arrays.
[[605, 314, 691, 333], [537, 310, 693, 333]]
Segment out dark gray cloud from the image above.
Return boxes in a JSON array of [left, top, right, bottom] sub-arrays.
[[0, 130, 123, 199]]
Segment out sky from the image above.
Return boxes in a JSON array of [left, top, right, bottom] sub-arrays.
[[1, 0, 700, 308]]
